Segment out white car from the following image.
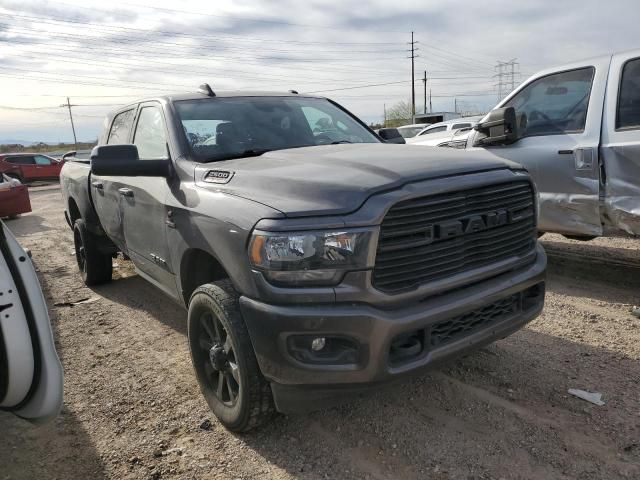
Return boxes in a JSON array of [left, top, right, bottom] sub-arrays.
[[0, 220, 63, 423], [407, 116, 484, 146], [396, 124, 429, 138]]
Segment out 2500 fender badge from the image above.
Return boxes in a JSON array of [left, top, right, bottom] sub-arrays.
[[204, 170, 234, 184]]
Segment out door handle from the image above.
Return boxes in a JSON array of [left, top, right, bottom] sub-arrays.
[[91, 181, 104, 190], [558, 150, 574, 155], [118, 187, 134, 197]]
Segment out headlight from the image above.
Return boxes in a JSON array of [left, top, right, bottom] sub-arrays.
[[437, 139, 467, 149], [248, 228, 376, 286]]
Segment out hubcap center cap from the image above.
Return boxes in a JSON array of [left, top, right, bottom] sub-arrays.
[[209, 344, 228, 371]]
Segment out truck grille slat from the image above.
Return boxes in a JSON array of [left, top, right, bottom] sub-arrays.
[[373, 181, 536, 292], [375, 225, 534, 275]]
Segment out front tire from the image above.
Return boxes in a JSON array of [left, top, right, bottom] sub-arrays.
[[188, 280, 275, 432], [73, 219, 112, 286]]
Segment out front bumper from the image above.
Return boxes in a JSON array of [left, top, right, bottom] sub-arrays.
[[240, 245, 546, 413]]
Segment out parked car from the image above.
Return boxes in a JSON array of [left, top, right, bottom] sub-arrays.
[[61, 85, 546, 432], [396, 123, 428, 138], [0, 220, 64, 423], [407, 116, 483, 145], [0, 153, 64, 183], [0, 174, 31, 219], [467, 49, 640, 238]]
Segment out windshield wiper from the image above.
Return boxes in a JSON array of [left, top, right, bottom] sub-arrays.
[[330, 140, 352, 144], [204, 148, 272, 162]]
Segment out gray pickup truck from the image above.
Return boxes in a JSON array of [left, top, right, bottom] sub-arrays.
[[60, 85, 546, 431]]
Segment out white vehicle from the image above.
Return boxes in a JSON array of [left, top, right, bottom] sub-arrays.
[[396, 124, 428, 138], [407, 116, 483, 146], [467, 49, 640, 238], [0, 220, 63, 423]]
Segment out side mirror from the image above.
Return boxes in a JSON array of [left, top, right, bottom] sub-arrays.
[[90, 145, 171, 177], [473, 107, 519, 147], [377, 128, 406, 144], [61, 151, 76, 160]]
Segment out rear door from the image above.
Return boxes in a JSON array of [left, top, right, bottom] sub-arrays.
[[476, 57, 611, 236], [91, 107, 138, 251], [120, 102, 175, 294], [6, 156, 36, 181], [600, 51, 640, 235]]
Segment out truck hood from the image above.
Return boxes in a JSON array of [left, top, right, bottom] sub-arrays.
[[202, 144, 522, 217]]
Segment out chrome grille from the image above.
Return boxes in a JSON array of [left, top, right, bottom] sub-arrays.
[[373, 181, 536, 292]]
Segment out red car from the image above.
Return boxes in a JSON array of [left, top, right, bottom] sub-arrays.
[[0, 153, 64, 183], [0, 174, 31, 219]]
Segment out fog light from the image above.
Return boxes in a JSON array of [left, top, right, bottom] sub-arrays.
[[287, 335, 360, 365], [311, 337, 326, 351]]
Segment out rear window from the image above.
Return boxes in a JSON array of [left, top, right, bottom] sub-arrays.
[[420, 126, 447, 135], [107, 109, 136, 145], [6, 156, 35, 165], [452, 123, 472, 129], [617, 57, 640, 130]]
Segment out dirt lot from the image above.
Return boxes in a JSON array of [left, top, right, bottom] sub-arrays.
[[2, 186, 639, 480]]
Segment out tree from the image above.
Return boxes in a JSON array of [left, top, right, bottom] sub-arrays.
[[385, 100, 413, 127]]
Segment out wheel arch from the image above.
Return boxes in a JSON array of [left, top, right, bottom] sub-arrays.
[[179, 248, 231, 306]]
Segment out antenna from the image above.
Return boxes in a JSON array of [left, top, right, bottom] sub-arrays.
[[198, 83, 215, 97]]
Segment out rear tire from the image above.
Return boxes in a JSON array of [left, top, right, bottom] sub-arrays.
[[188, 280, 275, 432], [73, 219, 112, 286]]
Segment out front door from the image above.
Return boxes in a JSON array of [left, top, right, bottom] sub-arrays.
[[600, 52, 640, 235], [120, 103, 175, 295], [33, 155, 58, 180], [474, 58, 611, 236]]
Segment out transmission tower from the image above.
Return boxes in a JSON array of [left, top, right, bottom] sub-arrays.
[[494, 59, 520, 101]]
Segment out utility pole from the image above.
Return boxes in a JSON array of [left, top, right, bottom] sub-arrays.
[[422, 70, 427, 115], [454, 97, 457, 114], [383, 103, 387, 127], [60, 97, 77, 148], [407, 32, 419, 123], [429, 88, 432, 113]]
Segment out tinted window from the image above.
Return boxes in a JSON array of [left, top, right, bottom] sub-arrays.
[[617, 57, 640, 130], [107, 109, 135, 145], [133, 106, 168, 160], [34, 155, 52, 165], [504, 67, 594, 137], [398, 126, 424, 138], [420, 126, 447, 135], [6, 156, 35, 165], [176, 97, 379, 162], [452, 123, 472, 129]]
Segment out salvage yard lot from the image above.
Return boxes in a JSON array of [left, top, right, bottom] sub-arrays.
[[2, 186, 639, 480]]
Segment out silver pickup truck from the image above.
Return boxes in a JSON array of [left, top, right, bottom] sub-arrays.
[[467, 49, 640, 239], [60, 87, 546, 431]]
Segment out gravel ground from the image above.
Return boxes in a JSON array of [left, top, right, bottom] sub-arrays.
[[1, 186, 639, 480]]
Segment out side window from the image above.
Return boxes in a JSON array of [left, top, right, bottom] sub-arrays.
[[107, 109, 135, 145], [133, 106, 168, 160], [6, 156, 35, 165], [420, 126, 447, 135], [452, 123, 471, 129], [617, 57, 640, 130], [504, 67, 594, 137], [33, 155, 52, 165]]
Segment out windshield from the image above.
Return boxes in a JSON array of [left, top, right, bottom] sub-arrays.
[[175, 96, 379, 162], [397, 126, 424, 138]]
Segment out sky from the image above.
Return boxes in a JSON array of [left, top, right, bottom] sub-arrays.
[[0, 0, 637, 143]]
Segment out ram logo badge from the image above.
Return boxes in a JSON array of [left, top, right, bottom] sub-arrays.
[[432, 208, 519, 240]]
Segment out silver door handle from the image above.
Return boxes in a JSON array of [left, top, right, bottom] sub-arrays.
[[118, 188, 134, 197]]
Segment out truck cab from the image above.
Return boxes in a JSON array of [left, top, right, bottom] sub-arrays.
[[468, 49, 640, 238]]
